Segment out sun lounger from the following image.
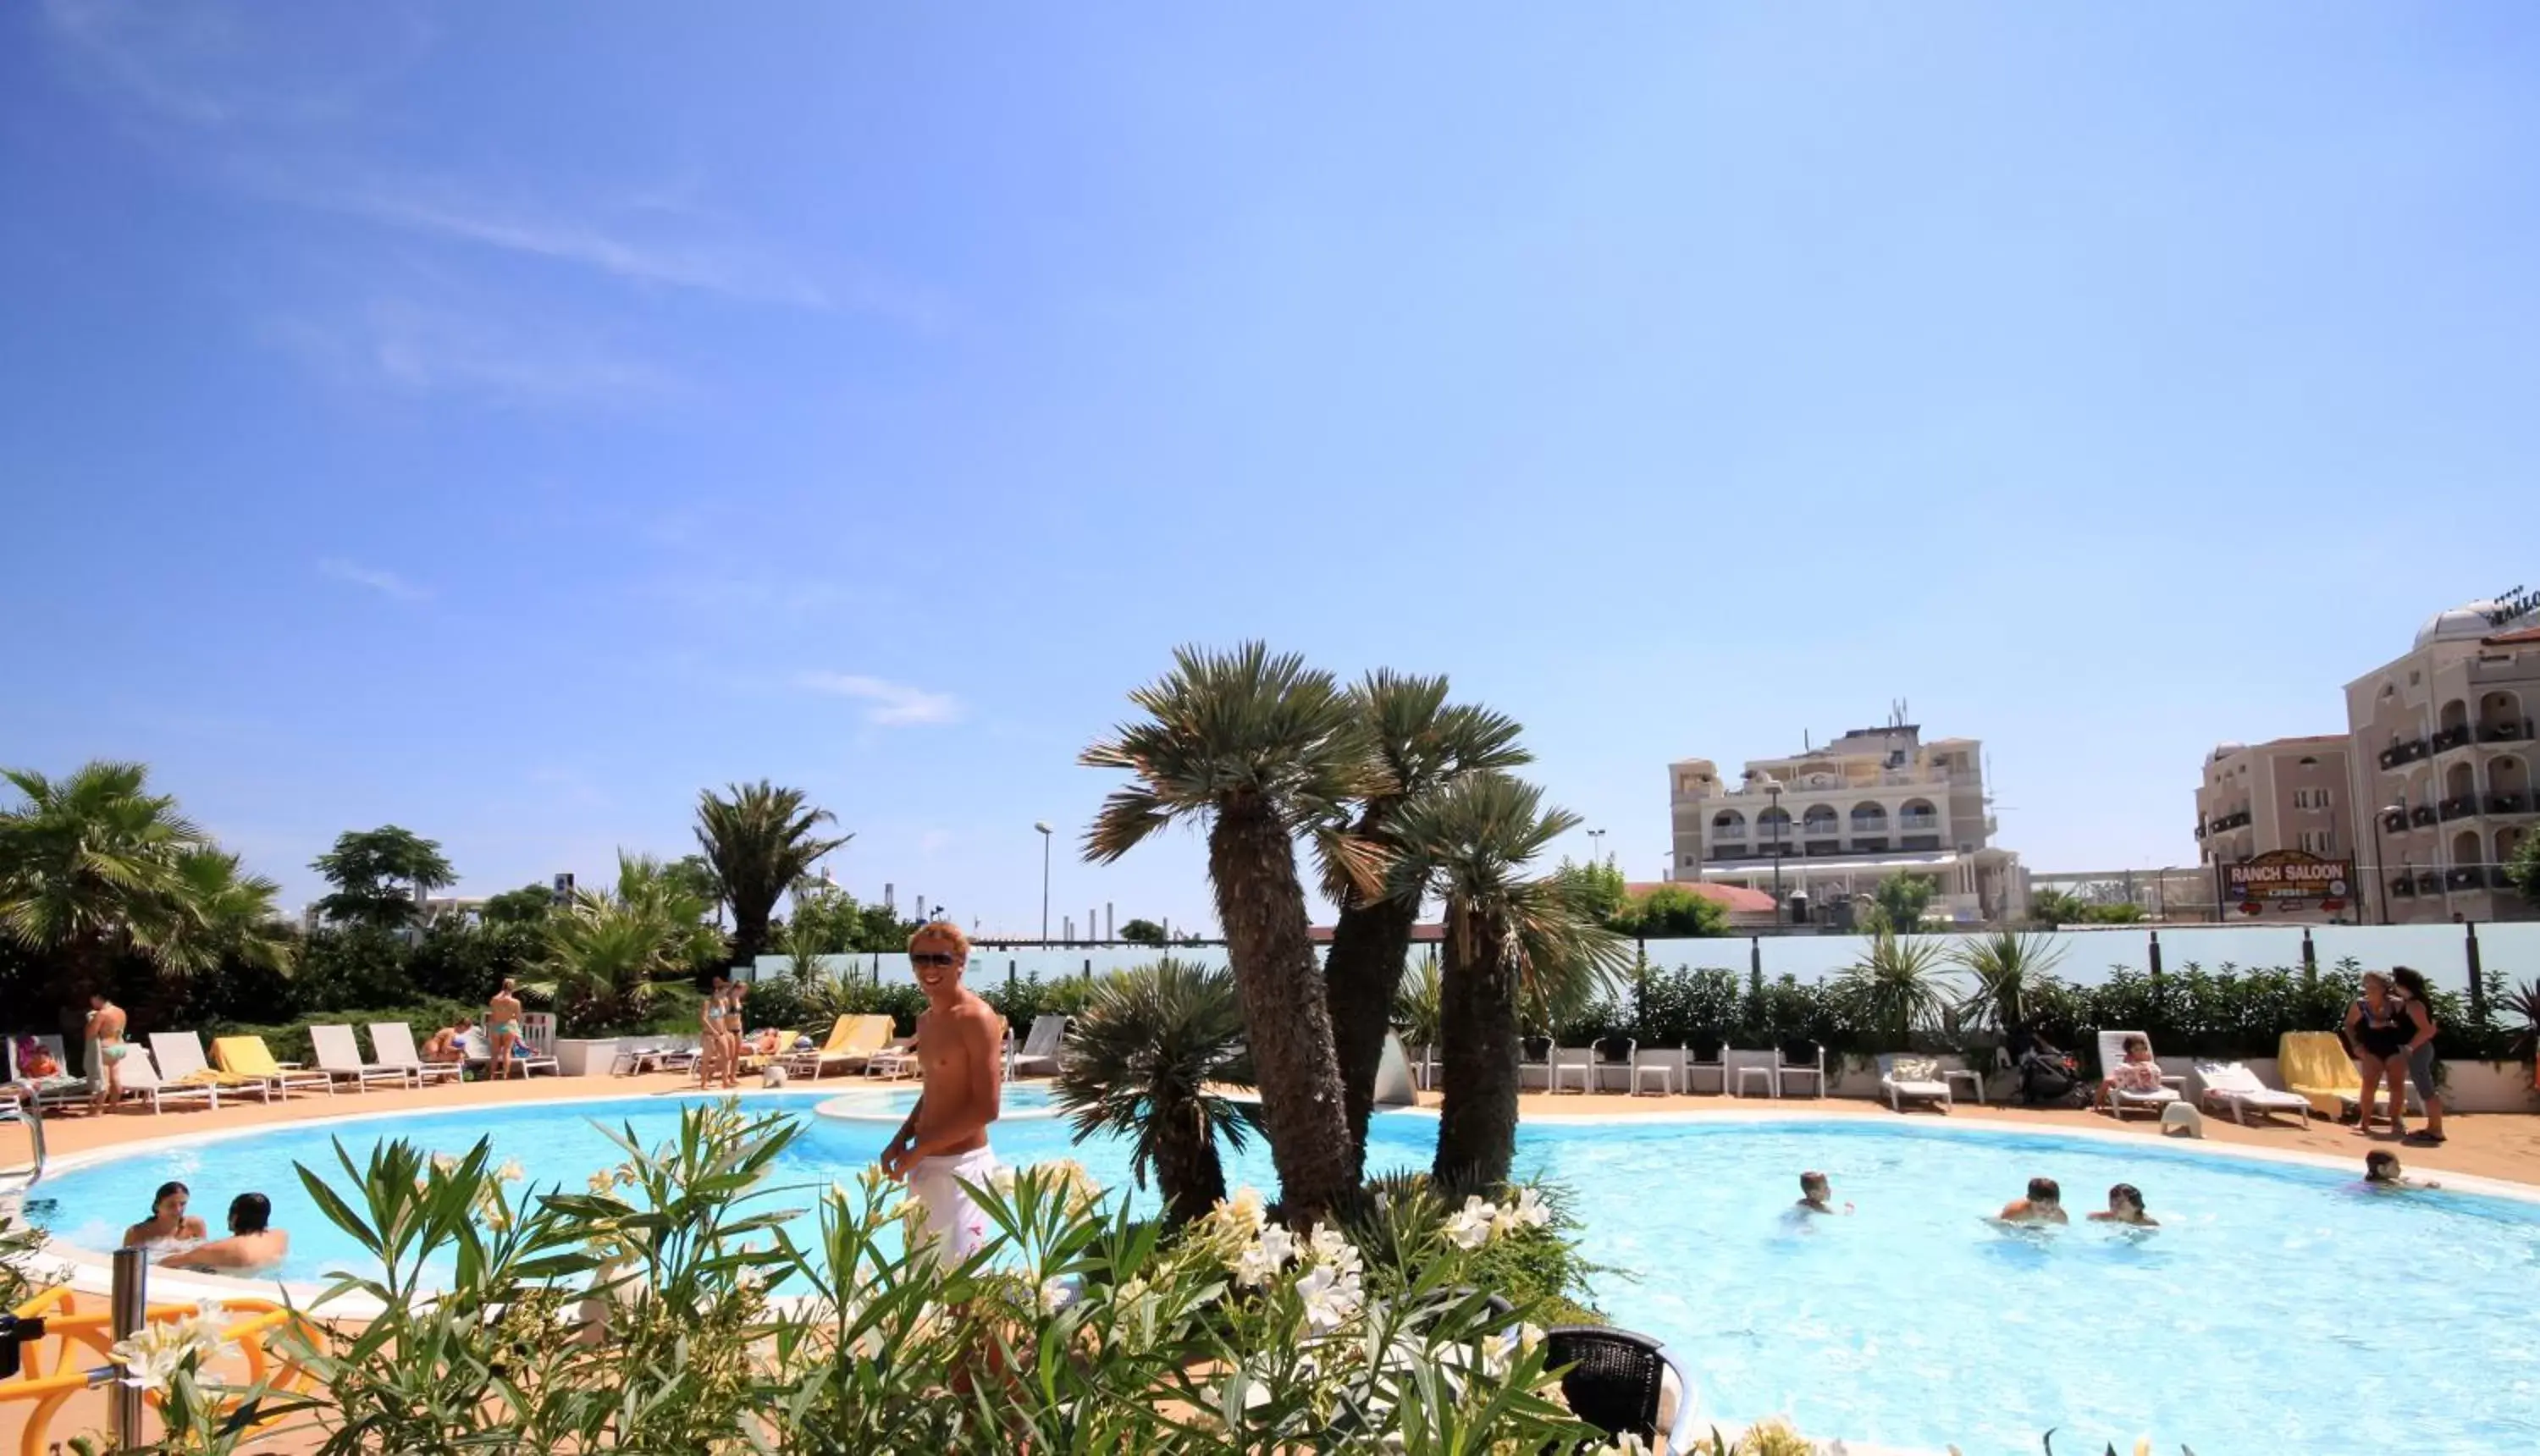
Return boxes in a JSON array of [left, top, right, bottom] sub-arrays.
[[368, 1023, 464, 1085], [150, 1032, 270, 1100], [213, 1036, 336, 1099], [310, 1025, 419, 1091], [1876, 1054, 1952, 1113], [2096, 1030, 2185, 1120], [461, 1028, 559, 1077], [2195, 1061, 2311, 1128], [110, 1047, 220, 1113], [2278, 1030, 2417, 1122], [1010, 1015, 1068, 1078], [864, 1038, 919, 1080], [798, 1015, 893, 1078], [8, 1034, 92, 1113]]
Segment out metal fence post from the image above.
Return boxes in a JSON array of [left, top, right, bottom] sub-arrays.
[[109, 1244, 146, 1448]]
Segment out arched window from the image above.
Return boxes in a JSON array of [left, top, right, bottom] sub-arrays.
[[1802, 805, 1840, 837], [1849, 802, 1888, 831], [1712, 810, 1748, 839], [1897, 798, 1939, 831]]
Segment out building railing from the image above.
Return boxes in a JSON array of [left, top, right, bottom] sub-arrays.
[[2488, 792, 2532, 815], [2389, 875, 2416, 899], [2409, 804, 2438, 828], [2494, 867, 2519, 891], [2445, 866, 2486, 891], [2207, 810, 2252, 833], [2381, 808, 2410, 834], [2431, 724, 2474, 753], [2438, 794, 2479, 821], [2414, 870, 2442, 894], [2476, 718, 2532, 743], [2378, 737, 2433, 769]]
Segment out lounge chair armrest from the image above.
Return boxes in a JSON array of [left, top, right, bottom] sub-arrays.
[[274, 1061, 306, 1069], [2159, 1074, 2187, 1089]]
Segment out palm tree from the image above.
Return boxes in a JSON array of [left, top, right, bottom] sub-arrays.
[[157, 848, 296, 979], [533, 853, 726, 1032], [1949, 929, 2068, 1037], [693, 781, 851, 967], [1393, 774, 1627, 1197], [1081, 643, 1386, 1221], [1321, 671, 1528, 1178], [1837, 932, 1950, 1048], [1052, 957, 1263, 1226], [0, 762, 206, 1025]]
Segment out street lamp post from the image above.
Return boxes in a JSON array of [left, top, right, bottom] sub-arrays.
[[1587, 828, 1606, 865], [2372, 801, 2404, 924], [1033, 822, 1053, 946], [1764, 778, 1786, 924]]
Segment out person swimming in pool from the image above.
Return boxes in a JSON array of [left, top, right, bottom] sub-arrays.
[[1997, 1176, 2068, 1225], [2364, 1150, 2440, 1190], [124, 1180, 209, 1253], [85, 994, 130, 1112], [161, 1193, 289, 1275], [2087, 1182, 2158, 1227], [1794, 1170, 1853, 1215]]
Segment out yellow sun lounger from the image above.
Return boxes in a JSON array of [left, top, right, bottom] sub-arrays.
[[808, 1014, 895, 1078], [2278, 1031, 2383, 1122], [212, 1035, 336, 1099]]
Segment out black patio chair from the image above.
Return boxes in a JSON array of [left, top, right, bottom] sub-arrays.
[[1543, 1323, 1696, 1451]]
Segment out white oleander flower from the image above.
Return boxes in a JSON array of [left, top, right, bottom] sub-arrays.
[[587, 1170, 617, 1197], [1232, 1223, 1298, 1288], [430, 1152, 460, 1176], [496, 1159, 525, 1183], [1295, 1261, 1363, 1335], [1306, 1222, 1361, 1278], [1499, 1185, 1550, 1232], [108, 1303, 226, 1393], [1583, 1437, 1649, 1456], [1218, 1187, 1267, 1235], [1444, 1195, 1497, 1250]]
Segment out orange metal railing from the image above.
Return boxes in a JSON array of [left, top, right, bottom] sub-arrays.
[[3, 1288, 320, 1456]]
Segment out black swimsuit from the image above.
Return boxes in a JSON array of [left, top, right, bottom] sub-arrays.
[[2354, 996, 2410, 1060]]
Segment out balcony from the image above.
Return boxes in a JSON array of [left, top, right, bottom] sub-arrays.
[[2489, 793, 2532, 815], [1900, 834, 1943, 852], [2410, 804, 2438, 828], [2477, 718, 2532, 743], [2445, 867, 2485, 891], [1801, 823, 1842, 841], [1898, 813, 1940, 832], [2378, 737, 2432, 769], [2380, 808, 2410, 834], [2431, 724, 2473, 754], [1711, 826, 1748, 841], [2208, 810, 2252, 833], [2193, 824, 2207, 840], [2438, 795, 2479, 821], [2389, 875, 2417, 900], [2415, 870, 2442, 895], [2494, 867, 2519, 891], [1852, 837, 1891, 853]]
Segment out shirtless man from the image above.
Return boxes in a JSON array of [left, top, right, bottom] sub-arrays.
[[85, 994, 130, 1112], [162, 1193, 290, 1275], [487, 980, 524, 1081], [878, 922, 1005, 1265], [1998, 1176, 2069, 1225]]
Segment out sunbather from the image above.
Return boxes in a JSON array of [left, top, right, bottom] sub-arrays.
[[1794, 1171, 1852, 1215], [1998, 1177, 2068, 1225], [13, 1035, 59, 1079], [2096, 1034, 2164, 1112], [2364, 1150, 2439, 1190], [2086, 1183, 2157, 1227], [421, 1018, 472, 1063]]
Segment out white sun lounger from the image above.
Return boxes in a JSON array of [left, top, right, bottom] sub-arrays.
[[1876, 1054, 1952, 1113], [148, 1032, 273, 1101], [462, 1028, 559, 1077], [7, 1034, 91, 1113], [1009, 1015, 1069, 1078], [2097, 1030, 2186, 1120], [2195, 1061, 2312, 1128], [311, 1024, 419, 1091], [368, 1023, 465, 1085], [111, 1047, 221, 1113]]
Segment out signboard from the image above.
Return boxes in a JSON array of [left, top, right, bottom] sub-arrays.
[[2222, 849, 2353, 915], [2482, 583, 2537, 631]]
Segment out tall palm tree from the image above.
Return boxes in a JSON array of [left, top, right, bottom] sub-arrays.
[[1081, 643, 1387, 1221], [157, 848, 296, 979], [693, 781, 851, 967], [1393, 774, 1627, 1196], [1837, 932, 1951, 1048], [0, 762, 206, 1024], [1052, 957, 1263, 1227], [1320, 672, 1528, 1178]]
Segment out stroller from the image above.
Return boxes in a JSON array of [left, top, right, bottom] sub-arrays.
[[2007, 1026, 2090, 1108]]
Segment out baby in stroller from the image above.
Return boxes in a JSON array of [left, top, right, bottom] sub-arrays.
[[2007, 1025, 2089, 1108]]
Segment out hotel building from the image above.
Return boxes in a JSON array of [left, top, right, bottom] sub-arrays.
[[2192, 736, 2357, 920], [1667, 720, 2026, 925]]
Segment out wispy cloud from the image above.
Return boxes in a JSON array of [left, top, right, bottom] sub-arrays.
[[265, 297, 685, 410], [41, 0, 433, 130], [318, 557, 429, 603], [794, 672, 962, 726]]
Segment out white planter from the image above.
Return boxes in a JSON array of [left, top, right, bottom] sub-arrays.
[[553, 1039, 618, 1077]]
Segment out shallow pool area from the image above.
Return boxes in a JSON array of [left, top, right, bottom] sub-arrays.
[[27, 1096, 2540, 1453]]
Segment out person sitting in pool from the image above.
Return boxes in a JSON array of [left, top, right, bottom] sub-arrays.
[[420, 1018, 473, 1064], [2086, 1182, 2157, 1227], [2364, 1150, 2440, 1190], [162, 1193, 289, 1274], [1794, 1171, 1853, 1215], [2095, 1034, 2166, 1113], [1998, 1177, 2068, 1225], [123, 1180, 209, 1252]]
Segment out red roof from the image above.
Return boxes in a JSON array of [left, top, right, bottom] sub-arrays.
[[1627, 880, 1777, 913], [2485, 625, 2540, 645]]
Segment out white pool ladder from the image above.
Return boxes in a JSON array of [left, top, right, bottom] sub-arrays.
[[0, 1102, 45, 1202]]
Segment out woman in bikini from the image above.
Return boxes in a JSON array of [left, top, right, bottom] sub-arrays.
[[85, 994, 130, 1112], [2344, 970, 2413, 1138], [487, 979, 524, 1082], [698, 978, 730, 1088]]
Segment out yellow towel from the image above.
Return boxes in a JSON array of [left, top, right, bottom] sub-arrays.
[[2278, 1031, 2364, 1119], [212, 1036, 284, 1078]]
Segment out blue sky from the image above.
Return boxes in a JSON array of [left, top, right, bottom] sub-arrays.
[[4, 3, 2537, 935]]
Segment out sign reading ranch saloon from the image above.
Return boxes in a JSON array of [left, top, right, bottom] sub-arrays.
[[2222, 849, 2355, 915]]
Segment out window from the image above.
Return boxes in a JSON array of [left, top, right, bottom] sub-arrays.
[[2299, 830, 2334, 855], [2292, 787, 2334, 810]]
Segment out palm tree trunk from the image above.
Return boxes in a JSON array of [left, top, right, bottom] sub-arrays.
[[731, 907, 770, 968], [1433, 903, 1520, 1197], [1156, 1111, 1229, 1227], [1322, 892, 1420, 1178], [1207, 795, 1356, 1221]]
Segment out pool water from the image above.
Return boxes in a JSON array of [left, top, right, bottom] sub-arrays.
[[30, 1098, 2540, 1453]]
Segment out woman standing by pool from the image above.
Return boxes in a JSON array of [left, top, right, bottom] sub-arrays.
[[2344, 970, 2413, 1138], [487, 979, 524, 1082], [698, 978, 732, 1089], [2389, 966, 2447, 1144]]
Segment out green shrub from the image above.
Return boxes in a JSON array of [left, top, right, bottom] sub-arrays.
[[199, 1001, 474, 1067]]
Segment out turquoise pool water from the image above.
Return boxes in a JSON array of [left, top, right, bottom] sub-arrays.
[[29, 1097, 2540, 1453]]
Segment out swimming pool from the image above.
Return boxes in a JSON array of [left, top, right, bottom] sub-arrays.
[[29, 1098, 2540, 1453]]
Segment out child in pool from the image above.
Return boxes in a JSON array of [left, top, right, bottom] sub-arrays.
[[2086, 1182, 2158, 1227], [2364, 1150, 2439, 1189], [1794, 1170, 1853, 1215]]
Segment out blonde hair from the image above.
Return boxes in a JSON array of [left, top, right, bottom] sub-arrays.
[[909, 920, 970, 957]]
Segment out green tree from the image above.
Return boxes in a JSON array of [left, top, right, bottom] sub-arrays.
[[1869, 872, 1939, 933], [311, 826, 457, 930], [1949, 929, 2068, 1035], [1118, 918, 1167, 946], [1052, 957, 1263, 1226], [1836, 932, 1949, 1047], [1321, 671, 1529, 1177], [1393, 774, 1627, 1196], [0, 762, 209, 1027], [1082, 643, 1384, 1221], [2027, 888, 2087, 928], [2079, 901, 2148, 924], [533, 853, 725, 1033], [1549, 857, 1630, 926], [480, 883, 560, 926], [665, 854, 725, 925], [693, 781, 850, 966], [1615, 884, 1729, 938], [2513, 833, 2540, 908]]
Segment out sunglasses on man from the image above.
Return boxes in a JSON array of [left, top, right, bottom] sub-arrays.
[[911, 951, 962, 967]]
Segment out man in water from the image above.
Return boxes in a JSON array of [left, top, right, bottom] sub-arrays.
[[85, 993, 130, 1113], [1998, 1176, 2068, 1225], [1795, 1171, 1852, 1215], [162, 1193, 289, 1274], [878, 921, 1005, 1265]]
